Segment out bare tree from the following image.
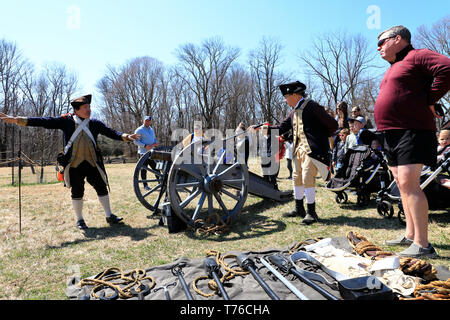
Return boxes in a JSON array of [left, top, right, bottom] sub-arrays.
[[0, 39, 26, 164], [175, 37, 240, 129], [223, 64, 253, 130], [20, 64, 50, 181], [99, 56, 164, 125], [19, 62, 78, 180], [298, 30, 378, 114], [169, 68, 196, 130], [154, 70, 176, 145], [44, 63, 78, 116], [415, 15, 450, 127], [249, 37, 288, 124], [415, 15, 450, 56], [97, 56, 165, 156]]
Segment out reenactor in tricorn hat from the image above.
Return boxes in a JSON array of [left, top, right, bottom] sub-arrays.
[[252, 81, 338, 225], [0, 94, 140, 230]]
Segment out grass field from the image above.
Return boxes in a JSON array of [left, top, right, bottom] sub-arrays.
[[0, 159, 448, 300]]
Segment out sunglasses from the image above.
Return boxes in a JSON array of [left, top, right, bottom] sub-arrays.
[[377, 36, 395, 47]]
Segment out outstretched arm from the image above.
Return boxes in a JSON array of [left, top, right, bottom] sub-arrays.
[[0, 112, 19, 125], [1, 112, 68, 129], [124, 133, 141, 142]]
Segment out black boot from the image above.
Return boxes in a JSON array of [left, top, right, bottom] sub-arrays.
[[302, 203, 319, 225], [77, 219, 88, 230], [284, 199, 306, 218], [106, 214, 124, 225]]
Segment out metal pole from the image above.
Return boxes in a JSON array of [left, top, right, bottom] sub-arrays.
[[204, 257, 230, 300], [237, 254, 280, 300], [11, 125, 14, 185], [18, 129, 22, 234], [259, 257, 309, 300], [172, 263, 194, 300], [268, 253, 340, 301]]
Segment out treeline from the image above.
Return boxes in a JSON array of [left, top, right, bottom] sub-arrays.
[[1, 15, 449, 166]]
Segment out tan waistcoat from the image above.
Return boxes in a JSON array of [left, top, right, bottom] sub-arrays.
[[293, 99, 312, 157], [70, 130, 98, 168]]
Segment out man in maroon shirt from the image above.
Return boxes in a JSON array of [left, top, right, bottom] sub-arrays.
[[374, 25, 450, 258]]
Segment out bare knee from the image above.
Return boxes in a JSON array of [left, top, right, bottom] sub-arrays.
[[397, 179, 421, 195]]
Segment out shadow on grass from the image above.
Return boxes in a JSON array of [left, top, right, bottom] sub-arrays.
[[429, 210, 450, 225], [183, 198, 287, 242], [46, 223, 161, 250], [319, 215, 406, 231]]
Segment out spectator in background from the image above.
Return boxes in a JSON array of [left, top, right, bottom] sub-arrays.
[[333, 101, 350, 157], [260, 123, 280, 190], [371, 139, 382, 151], [347, 116, 376, 148], [336, 101, 350, 130], [134, 116, 158, 191], [437, 129, 450, 162], [235, 122, 250, 165], [182, 123, 204, 147], [437, 130, 450, 189], [351, 106, 374, 129], [332, 128, 350, 171], [284, 134, 294, 179]]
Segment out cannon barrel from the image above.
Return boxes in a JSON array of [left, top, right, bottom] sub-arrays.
[[148, 150, 173, 162]]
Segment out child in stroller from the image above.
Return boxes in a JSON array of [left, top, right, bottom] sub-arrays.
[[376, 129, 450, 222], [326, 135, 392, 207]]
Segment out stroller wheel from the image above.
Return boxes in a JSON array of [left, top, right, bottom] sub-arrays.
[[377, 200, 394, 218], [335, 192, 348, 204]]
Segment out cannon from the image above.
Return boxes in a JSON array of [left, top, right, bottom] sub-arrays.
[[133, 136, 292, 232]]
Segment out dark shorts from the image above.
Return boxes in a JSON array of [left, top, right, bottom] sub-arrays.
[[69, 161, 108, 199], [382, 129, 437, 167]]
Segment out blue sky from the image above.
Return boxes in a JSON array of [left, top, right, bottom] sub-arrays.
[[0, 0, 448, 105]]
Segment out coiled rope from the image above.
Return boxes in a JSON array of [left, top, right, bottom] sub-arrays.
[[192, 250, 250, 298], [400, 278, 450, 300], [194, 213, 232, 235], [346, 231, 438, 281], [78, 267, 155, 299], [346, 231, 395, 259]]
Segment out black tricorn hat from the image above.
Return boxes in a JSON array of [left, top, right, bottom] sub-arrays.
[[279, 81, 306, 96], [71, 94, 92, 109]]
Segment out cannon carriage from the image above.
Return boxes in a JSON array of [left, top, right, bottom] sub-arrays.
[[133, 137, 292, 233]]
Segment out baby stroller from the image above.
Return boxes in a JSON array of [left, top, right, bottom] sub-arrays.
[[376, 149, 450, 223], [325, 145, 393, 206]]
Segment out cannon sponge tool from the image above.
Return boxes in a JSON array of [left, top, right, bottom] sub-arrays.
[[204, 257, 230, 300]]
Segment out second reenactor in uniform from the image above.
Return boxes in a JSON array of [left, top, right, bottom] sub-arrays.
[[254, 81, 338, 225]]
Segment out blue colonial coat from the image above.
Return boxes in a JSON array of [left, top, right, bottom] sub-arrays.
[[25, 114, 126, 188]]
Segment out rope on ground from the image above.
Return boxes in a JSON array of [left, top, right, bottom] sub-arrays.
[[194, 213, 232, 235], [399, 257, 438, 282], [288, 238, 324, 255], [78, 267, 155, 300], [192, 250, 250, 298], [400, 278, 450, 300], [346, 231, 395, 259], [346, 230, 438, 282]]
